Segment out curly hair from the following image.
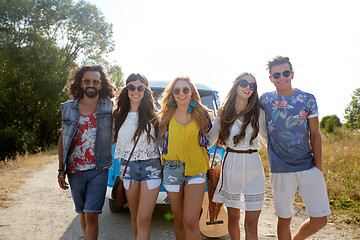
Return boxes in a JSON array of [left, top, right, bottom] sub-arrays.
[[158, 77, 213, 136], [113, 73, 159, 144], [67, 64, 117, 99], [266, 56, 293, 74], [218, 73, 260, 146]]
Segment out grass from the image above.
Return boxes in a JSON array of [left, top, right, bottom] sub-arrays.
[[322, 127, 360, 227], [260, 127, 360, 230]]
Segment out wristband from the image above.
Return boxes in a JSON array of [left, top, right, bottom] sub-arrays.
[[58, 169, 64, 172]]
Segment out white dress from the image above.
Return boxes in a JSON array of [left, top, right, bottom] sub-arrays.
[[207, 109, 268, 210]]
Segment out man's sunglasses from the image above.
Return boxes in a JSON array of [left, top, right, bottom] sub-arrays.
[[127, 84, 146, 92], [173, 87, 190, 95], [238, 79, 257, 91], [82, 79, 102, 86], [271, 70, 292, 79]]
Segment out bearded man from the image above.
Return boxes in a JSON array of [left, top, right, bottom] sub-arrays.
[[57, 64, 116, 240]]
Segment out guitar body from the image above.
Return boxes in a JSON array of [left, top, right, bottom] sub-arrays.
[[200, 192, 229, 238]]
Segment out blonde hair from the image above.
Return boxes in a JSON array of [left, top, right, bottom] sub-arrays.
[[158, 77, 213, 136]]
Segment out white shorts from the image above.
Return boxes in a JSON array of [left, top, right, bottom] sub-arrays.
[[270, 167, 331, 218]]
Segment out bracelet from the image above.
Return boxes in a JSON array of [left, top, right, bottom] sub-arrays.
[[58, 169, 64, 172]]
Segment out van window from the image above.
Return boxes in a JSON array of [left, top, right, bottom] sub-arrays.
[[199, 93, 216, 111]]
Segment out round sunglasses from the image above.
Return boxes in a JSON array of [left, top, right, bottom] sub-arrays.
[[238, 79, 257, 91], [271, 70, 292, 79], [127, 84, 146, 92], [82, 78, 102, 86], [173, 87, 190, 95]]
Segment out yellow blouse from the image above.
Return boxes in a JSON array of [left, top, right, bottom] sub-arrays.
[[162, 115, 209, 176]]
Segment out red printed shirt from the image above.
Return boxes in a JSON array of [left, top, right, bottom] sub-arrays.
[[67, 111, 97, 173]]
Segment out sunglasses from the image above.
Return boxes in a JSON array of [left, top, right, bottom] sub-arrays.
[[127, 84, 146, 92], [238, 79, 257, 91], [271, 70, 292, 79], [173, 87, 190, 95], [82, 78, 102, 86]]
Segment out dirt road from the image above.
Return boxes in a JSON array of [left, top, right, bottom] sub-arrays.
[[0, 155, 357, 239]]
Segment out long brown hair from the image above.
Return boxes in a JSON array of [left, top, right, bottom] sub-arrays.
[[158, 77, 213, 136], [113, 73, 158, 143], [67, 64, 116, 100], [218, 73, 260, 146]]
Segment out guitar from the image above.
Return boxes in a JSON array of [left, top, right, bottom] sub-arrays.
[[199, 192, 229, 238]]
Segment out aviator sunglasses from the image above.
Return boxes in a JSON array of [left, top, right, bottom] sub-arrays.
[[127, 84, 146, 92], [238, 79, 257, 91], [82, 78, 102, 86], [271, 70, 292, 79], [173, 87, 190, 95]]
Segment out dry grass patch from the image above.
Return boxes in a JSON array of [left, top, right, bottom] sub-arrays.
[[322, 129, 360, 230], [0, 150, 57, 208]]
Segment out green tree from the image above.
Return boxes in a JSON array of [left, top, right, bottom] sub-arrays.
[[344, 88, 360, 129], [100, 61, 124, 88], [320, 115, 342, 133], [0, 0, 122, 160], [0, 37, 71, 159], [1, 0, 115, 63]]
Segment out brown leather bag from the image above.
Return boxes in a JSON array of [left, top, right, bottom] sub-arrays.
[[111, 135, 140, 207], [206, 146, 224, 223], [112, 175, 127, 206]]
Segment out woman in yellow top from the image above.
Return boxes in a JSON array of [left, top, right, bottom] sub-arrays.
[[158, 77, 213, 240]]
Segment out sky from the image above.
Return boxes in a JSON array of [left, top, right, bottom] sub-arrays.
[[87, 0, 360, 122]]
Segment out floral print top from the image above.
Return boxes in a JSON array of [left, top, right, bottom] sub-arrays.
[[67, 111, 97, 173], [260, 89, 318, 173]]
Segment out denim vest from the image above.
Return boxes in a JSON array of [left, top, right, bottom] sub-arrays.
[[61, 98, 113, 173]]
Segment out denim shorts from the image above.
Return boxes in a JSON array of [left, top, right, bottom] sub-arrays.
[[67, 168, 108, 214], [120, 158, 162, 183], [163, 160, 206, 186]]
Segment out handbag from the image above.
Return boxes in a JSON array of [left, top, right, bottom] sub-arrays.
[[206, 146, 223, 223], [111, 134, 141, 207]]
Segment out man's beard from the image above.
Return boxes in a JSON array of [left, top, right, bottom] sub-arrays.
[[84, 87, 100, 98]]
